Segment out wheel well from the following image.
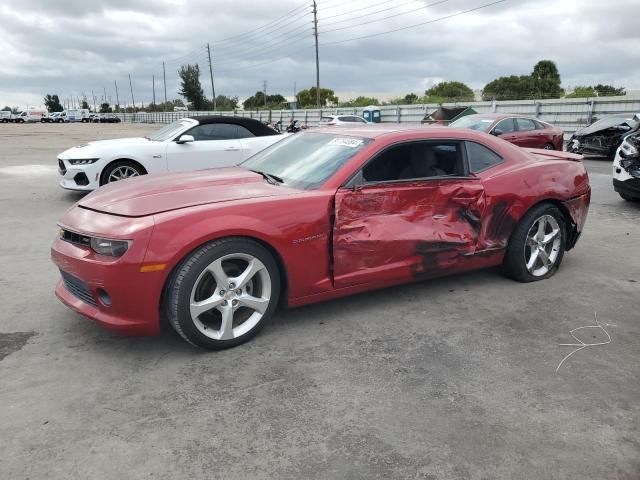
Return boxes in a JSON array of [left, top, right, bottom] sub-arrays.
[[514, 199, 577, 250], [158, 235, 290, 327], [99, 159, 148, 185]]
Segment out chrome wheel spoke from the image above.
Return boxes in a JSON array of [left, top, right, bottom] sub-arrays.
[[538, 248, 552, 268], [217, 304, 235, 340], [237, 294, 269, 314], [207, 259, 230, 287], [535, 218, 547, 241], [190, 295, 223, 318], [232, 258, 265, 289], [526, 248, 540, 271], [542, 228, 560, 245]]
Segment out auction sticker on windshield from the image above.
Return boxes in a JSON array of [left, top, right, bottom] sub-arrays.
[[329, 138, 364, 148]]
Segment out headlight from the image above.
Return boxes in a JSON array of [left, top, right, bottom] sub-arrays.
[[621, 141, 638, 157], [68, 158, 99, 165], [90, 237, 132, 257]]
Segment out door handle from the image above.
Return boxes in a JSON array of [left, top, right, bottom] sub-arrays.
[[225, 146, 240, 151]]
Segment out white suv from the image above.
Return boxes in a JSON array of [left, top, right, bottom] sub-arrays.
[[319, 115, 369, 126]]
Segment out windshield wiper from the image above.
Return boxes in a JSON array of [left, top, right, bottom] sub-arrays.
[[249, 169, 283, 185]]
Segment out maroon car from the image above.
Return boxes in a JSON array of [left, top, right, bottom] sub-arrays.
[[451, 113, 564, 150]]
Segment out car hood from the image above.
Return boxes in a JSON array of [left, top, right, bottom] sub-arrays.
[[60, 137, 150, 157], [78, 167, 293, 217], [574, 117, 640, 138]]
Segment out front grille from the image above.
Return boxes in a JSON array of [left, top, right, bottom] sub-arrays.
[[58, 159, 67, 175], [61, 229, 91, 247], [60, 270, 98, 307]]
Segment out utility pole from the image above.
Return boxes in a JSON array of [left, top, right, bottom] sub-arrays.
[[263, 80, 267, 107], [91, 91, 96, 112], [128, 73, 135, 112], [312, 0, 320, 108], [103, 86, 107, 105], [162, 62, 167, 110], [206, 43, 216, 110], [114, 80, 120, 112], [152, 74, 156, 108]]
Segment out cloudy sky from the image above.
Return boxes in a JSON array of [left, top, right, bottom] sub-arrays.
[[1, 0, 638, 108]]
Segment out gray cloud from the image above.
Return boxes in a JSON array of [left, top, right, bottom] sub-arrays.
[[0, 0, 638, 108]]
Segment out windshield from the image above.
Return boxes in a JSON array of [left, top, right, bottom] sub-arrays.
[[148, 119, 194, 141], [241, 132, 372, 189], [450, 116, 495, 131]]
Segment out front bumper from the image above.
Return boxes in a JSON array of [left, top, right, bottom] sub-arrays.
[[58, 155, 102, 191], [613, 179, 640, 199], [50, 214, 163, 336]]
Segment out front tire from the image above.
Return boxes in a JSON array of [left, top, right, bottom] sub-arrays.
[[543, 143, 554, 150], [164, 238, 281, 350], [504, 204, 566, 282], [101, 160, 144, 185], [619, 192, 639, 202]]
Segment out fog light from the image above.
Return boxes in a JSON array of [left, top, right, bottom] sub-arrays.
[[73, 172, 89, 186], [96, 288, 112, 306]]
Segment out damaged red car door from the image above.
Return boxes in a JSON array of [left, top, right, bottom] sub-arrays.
[[332, 140, 486, 288]]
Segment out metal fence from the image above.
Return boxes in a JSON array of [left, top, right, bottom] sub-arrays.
[[118, 95, 640, 137]]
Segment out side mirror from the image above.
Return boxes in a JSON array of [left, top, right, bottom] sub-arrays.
[[176, 134, 194, 144], [491, 128, 503, 136]]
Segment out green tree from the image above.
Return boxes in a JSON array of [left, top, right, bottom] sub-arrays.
[[566, 86, 596, 98], [213, 95, 239, 110], [43, 94, 64, 112], [403, 93, 419, 104], [425, 81, 475, 102], [243, 91, 287, 109], [2, 106, 12, 111], [99, 103, 112, 113], [594, 84, 625, 96], [296, 87, 338, 108], [178, 64, 206, 110], [482, 75, 536, 100], [531, 60, 563, 98], [340, 96, 379, 107], [81, 100, 90, 110]]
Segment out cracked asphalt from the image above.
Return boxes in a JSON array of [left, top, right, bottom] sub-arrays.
[[0, 123, 638, 479]]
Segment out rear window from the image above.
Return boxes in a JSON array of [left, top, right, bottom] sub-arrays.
[[466, 141, 503, 173]]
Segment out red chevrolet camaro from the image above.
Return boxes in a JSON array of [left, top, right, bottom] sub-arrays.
[[450, 113, 565, 151], [51, 125, 590, 349]]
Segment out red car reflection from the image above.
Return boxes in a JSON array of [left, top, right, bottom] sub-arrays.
[[51, 125, 589, 350], [451, 113, 564, 150]]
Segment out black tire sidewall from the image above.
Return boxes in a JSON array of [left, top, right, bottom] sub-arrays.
[[504, 204, 566, 282], [166, 238, 281, 350]]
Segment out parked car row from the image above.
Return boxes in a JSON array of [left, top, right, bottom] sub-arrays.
[[2, 108, 123, 123], [51, 116, 592, 350]]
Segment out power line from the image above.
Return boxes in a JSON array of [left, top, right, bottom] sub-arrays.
[[319, 0, 408, 21], [213, 2, 309, 45], [320, 0, 450, 35], [214, 44, 314, 75], [321, 0, 508, 45]]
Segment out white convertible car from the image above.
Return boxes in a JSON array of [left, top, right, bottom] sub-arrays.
[[57, 116, 285, 191]]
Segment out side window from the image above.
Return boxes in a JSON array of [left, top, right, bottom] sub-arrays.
[[494, 118, 515, 133], [187, 123, 241, 141], [533, 120, 547, 130], [235, 125, 254, 138], [516, 118, 536, 131], [466, 141, 503, 173], [362, 142, 464, 183]]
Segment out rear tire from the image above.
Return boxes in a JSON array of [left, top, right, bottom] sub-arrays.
[[164, 237, 281, 350], [503, 204, 566, 282], [543, 143, 554, 150]]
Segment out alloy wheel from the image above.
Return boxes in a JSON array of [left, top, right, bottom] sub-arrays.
[[524, 214, 562, 276], [189, 253, 271, 341], [108, 165, 140, 182]]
